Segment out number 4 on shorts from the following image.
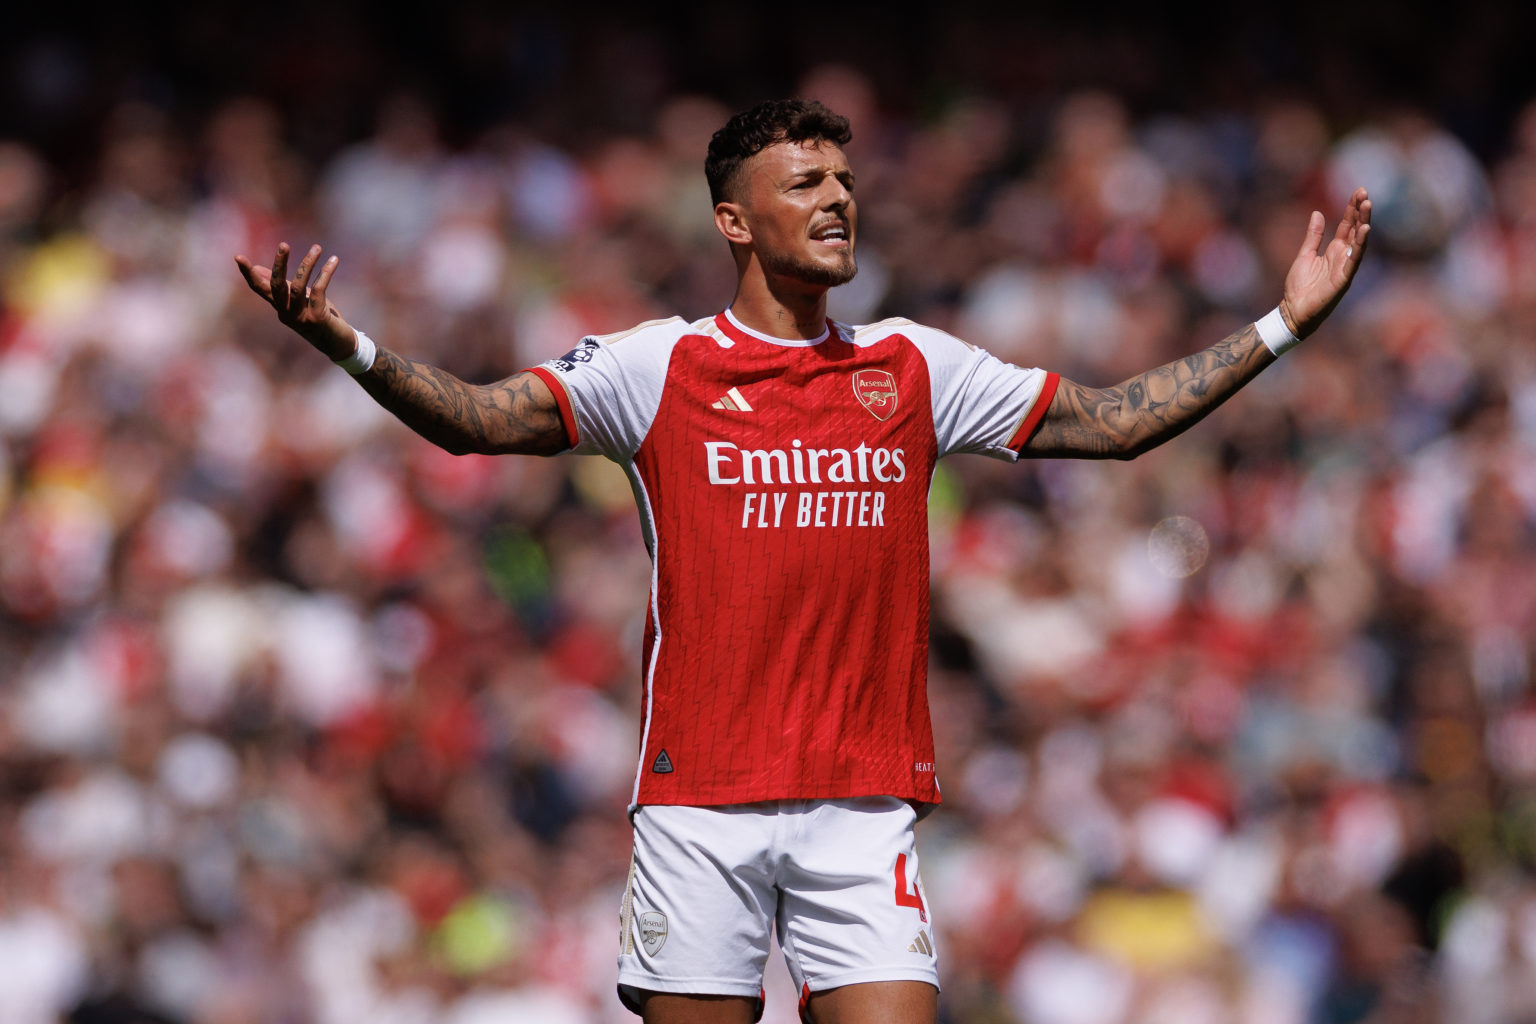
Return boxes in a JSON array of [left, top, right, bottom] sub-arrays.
[[893, 853, 927, 922]]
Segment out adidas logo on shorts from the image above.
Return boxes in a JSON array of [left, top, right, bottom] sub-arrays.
[[907, 931, 934, 956]]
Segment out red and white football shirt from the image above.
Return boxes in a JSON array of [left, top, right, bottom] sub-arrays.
[[529, 310, 1058, 810]]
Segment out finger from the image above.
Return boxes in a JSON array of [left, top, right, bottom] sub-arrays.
[[1333, 208, 1356, 246], [1351, 222, 1371, 261], [1342, 189, 1371, 237], [271, 243, 292, 307], [1297, 210, 1326, 260], [292, 244, 322, 298], [309, 254, 340, 307], [1345, 196, 1370, 245], [1335, 220, 1371, 276], [234, 256, 274, 299], [1335, 190, 1368, 240]]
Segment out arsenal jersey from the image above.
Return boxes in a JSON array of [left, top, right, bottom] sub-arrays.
[[529, 310, 1058, 809]]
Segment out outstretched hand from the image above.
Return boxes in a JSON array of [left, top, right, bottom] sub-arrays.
[[1280, 187, 1372, 340], [235, 243, 357, 361]]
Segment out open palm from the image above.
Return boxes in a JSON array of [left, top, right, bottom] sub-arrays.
[[1282, 187, 1372, 339]]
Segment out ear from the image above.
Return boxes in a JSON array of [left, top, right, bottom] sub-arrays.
[[714, 201, 752, 246]]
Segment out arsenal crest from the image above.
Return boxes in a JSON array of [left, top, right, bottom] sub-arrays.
[[853, 369, 898, 421], [639, 911, 668, 956]]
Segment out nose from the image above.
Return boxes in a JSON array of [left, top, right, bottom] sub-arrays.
[[822, 179, 851, 211]]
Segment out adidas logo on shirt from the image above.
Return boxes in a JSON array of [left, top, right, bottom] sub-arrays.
[[711, 387, 754, 412]]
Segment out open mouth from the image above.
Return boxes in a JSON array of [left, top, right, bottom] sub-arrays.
[[811, 221, 851, 246]]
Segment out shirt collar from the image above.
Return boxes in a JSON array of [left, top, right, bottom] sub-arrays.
[[717, 307, 831, 347]]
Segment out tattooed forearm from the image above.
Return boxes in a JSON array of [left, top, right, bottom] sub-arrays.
[[1025, 323, 1276, 459], [356, 351, 568, 456]]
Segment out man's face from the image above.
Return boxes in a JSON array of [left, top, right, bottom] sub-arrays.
[[731, 139, 858, 287]]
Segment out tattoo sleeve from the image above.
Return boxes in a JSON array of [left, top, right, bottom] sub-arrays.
[[355, 351, 569, 456], [1023, 323, 1277, 459]]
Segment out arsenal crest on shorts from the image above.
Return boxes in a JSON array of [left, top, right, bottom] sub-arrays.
[[639, 911, 668, 956], [852, 369, 898, 421]]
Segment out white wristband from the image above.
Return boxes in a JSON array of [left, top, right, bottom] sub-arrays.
[[1255, 307, 1300, 356], [334, 329, 377, 374]]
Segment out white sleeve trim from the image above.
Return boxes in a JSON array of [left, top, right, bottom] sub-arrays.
[[535, 317, 693, 461], [868, 321, 1051, 460]]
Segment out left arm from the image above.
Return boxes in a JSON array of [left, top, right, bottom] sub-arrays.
[[1024, 323, 1274, 459], [1023, 187, 1372, 460]]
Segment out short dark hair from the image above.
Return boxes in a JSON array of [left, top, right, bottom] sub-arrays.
[[705, 99, 852, 205]]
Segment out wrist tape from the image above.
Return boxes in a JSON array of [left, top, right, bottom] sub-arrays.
[[1255, 307, 1300, 356], [334, 329, 377, 374]]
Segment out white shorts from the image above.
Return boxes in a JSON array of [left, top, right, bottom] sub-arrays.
[[616, 796, 939, 1020]]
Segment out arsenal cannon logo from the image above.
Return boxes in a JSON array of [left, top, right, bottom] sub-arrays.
[[639, 911, 668, 956], [852, 369, 898, 421]]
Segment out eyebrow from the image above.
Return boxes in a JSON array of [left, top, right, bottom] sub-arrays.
[[783, 166, 856, 188]]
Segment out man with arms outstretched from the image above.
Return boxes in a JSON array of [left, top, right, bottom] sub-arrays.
[[237, 100, 1371, 1024]]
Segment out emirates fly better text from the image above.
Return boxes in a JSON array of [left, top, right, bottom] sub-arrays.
[[702, 439, 906, 529]]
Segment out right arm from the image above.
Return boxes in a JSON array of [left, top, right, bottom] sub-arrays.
[[235, 242, 568, 456], [358, 354, 567, 456]]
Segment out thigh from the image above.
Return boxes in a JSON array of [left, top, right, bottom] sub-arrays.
[[618, 804, 780, 1017], [803, 980, 937, 1024], [641, 992, 762, 1024], [776, 798, 940, 1002]]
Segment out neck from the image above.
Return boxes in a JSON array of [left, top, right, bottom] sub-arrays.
[[727, 270, 829, 340]]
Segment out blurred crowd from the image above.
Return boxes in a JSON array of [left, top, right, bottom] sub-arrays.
[[3, 23, 1536, 1024]]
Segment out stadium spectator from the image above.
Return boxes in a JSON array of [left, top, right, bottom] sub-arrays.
[[1, 25, 1534, 1024]]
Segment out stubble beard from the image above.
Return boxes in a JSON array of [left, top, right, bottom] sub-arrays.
[[761, 246, 858, 287]]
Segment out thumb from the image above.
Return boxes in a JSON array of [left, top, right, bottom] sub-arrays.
[[1296, 211, 1326, 261], [234, 255, 274, 299]]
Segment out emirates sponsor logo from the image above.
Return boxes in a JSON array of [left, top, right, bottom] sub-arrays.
[[853, 369, 898, 421], [703, 440, 906, 486]]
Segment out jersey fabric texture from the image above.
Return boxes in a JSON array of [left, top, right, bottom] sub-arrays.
[[529, 310, 1058, 810]]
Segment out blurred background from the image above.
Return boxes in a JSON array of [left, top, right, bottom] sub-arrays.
[[3, 3, 1536, 1022]]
